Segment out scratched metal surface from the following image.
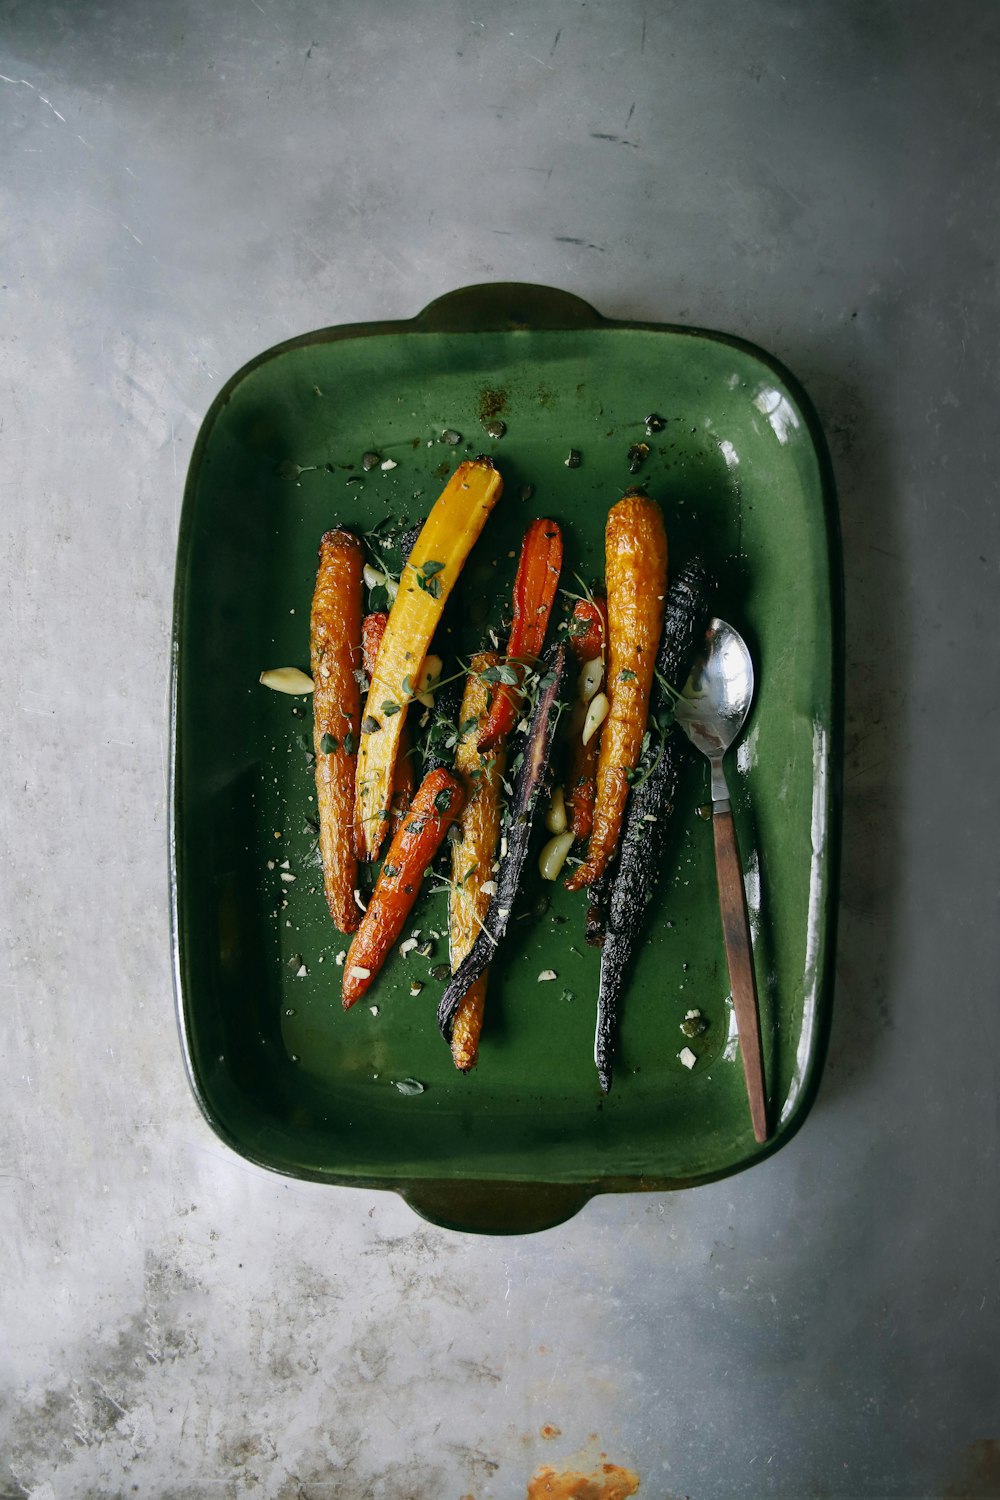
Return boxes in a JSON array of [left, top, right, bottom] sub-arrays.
[[2, 3, 998, 1497]]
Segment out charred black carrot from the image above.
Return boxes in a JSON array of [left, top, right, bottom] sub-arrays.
[[595, 559, 711, 1092], [437, 642, 567, 1042]]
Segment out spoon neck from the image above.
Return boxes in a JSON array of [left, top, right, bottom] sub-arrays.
[[710, 756, 730, 806]]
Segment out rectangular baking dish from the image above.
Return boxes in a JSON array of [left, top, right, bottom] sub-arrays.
[[170, 283, 841, 1233]]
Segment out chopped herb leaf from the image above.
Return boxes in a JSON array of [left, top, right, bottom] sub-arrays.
[[362, 715, 380, 734], [401, 674, 413, 696], [434, 788, 454, 813], [415, 572, 443, 599], [319, 733, 338, 754], [459, 716, 479, 736], [419, 559, 445, 577], [619, 668, 637, 682], [343, 729, 356, 756], [480, 663, 519, 686], [381, 700, 401, 717], [368, 585, 389, 612]]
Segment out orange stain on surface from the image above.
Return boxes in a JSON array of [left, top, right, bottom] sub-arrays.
[[540, 1424, 562, 1440], [526, 1462, 640, 1500]]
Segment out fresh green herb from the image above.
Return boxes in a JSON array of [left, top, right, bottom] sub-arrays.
[[381, 700, 401, 717], [382, 863, 400, 879], [368, 584, 389, 613], [319, 733, 338, 755], [459, 716, 479, 737], [618, 668, 637, 683], [434, 788, 454, 813], [480, 662, 519, 686], [343, 729, 356, 756], [362, 715, 380, 734], [401, 674, 413, 697], [414, 559, 445, 599]]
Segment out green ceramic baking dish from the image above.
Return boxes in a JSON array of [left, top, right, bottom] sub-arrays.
[[170, 283, 841, 1234]]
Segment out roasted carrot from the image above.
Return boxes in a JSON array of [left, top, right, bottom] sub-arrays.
[[565, 492, 668, 891], [477, 518, 563, 751], [355, 459, 503, 860], [361, 611, 389, 676], [362, 610, 416, 832], [341, 767, 465, 1009], [438, 642, 567, 1043], [448, 654, 506, 1071], [564, 596, 608, 842], [311, 528, 364, 933]]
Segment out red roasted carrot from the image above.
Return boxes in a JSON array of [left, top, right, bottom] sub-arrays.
[[477, 518, 563, 751], [311, 528, 364, 933], [362, 611, 416, 832], [565, 492, 668, 891], [564, 596, 608, 842], [341, 767, 465, 1008]]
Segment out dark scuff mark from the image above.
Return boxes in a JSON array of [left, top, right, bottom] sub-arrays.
[[553, 236, 606, 252], [550, 27, 562, 54], [589, 132, 639, 148]]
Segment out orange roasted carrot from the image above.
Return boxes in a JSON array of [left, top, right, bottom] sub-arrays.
[[565, 492, 667, 891], [564, 596, 608, 842], [341, 767, 465, 1009], [362, 610, 416, 832], [448, 654, 505, 1071], [477, 518, 563, 751], [311, 528, 364, 932]]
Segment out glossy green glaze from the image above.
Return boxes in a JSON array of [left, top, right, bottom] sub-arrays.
[[170, 284, 842, 1234]]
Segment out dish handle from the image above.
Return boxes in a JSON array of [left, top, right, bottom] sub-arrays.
[[413, 281, 605, 334], [402, 1177, 592, 1236]]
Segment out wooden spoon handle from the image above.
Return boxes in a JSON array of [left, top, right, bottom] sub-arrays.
[[712, 806, 768, 1143]]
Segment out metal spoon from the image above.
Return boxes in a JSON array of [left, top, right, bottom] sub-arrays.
[[676, 618, 768, 1143]]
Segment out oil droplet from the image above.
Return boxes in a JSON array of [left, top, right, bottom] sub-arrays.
[[484, 418, 506, 439]]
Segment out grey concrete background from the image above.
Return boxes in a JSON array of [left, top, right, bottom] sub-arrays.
[[2, 2, 998, 1497]]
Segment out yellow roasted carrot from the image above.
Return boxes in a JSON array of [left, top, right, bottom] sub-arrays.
[[311, 528, 364, 932], [565, 491, 667, 891], [355, 459, 503, 859], [448, 654, 506, 1071]]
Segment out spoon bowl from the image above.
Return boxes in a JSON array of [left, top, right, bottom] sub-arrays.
[[677, 619, 768, 1143], [676, 618, 755, 800]]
